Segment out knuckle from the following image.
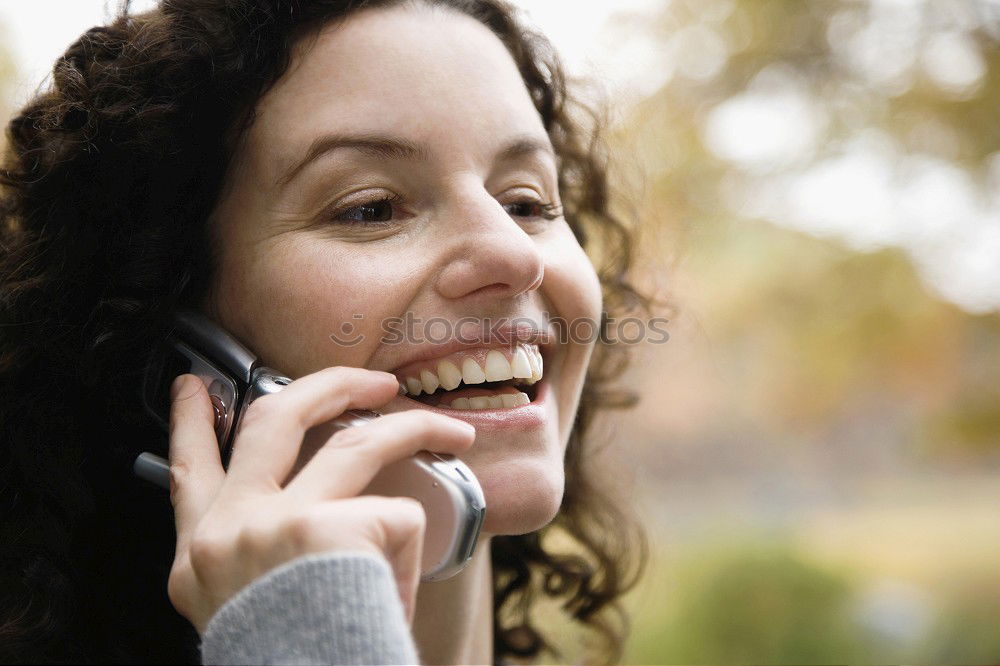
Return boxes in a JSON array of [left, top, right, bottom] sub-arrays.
[[166, 563, 194, 612], [235, 519, 276, 555], [187, 529, 231, 575], [283, 507, 333, 550]]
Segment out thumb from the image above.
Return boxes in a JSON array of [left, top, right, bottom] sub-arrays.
[[168, 374, 225, 554]]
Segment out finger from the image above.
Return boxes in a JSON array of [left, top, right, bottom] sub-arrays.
[[224, 367, 400, 490], [168, 374, 226, 553], [282, 410, 475, 503], [372, 496, 425, 626]]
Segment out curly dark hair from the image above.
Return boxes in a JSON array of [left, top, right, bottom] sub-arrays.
[[0, 0, 649, 663]]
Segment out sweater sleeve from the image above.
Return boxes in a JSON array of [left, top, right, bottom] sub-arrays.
[[199, 552, 420, 666]]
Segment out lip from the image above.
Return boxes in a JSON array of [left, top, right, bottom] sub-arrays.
[[386, 373, 550, 431]]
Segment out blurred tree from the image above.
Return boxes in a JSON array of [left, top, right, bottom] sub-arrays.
[[608, 0, 1000, 462], [608, 2, 1000, 661]]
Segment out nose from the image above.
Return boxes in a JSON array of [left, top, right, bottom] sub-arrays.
[[434, 190, 546, 302]]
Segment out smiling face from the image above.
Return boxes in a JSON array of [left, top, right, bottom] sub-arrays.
[[203, 3, 602, 536]]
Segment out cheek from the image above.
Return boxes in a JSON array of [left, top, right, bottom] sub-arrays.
[[543, 231, 603, 337], [538, 231, 603, 443], [208, 235, 420, 375], [545, 236, 603, 358]]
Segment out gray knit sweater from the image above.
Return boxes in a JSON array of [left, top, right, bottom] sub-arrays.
[[199, 552, 420, 665]]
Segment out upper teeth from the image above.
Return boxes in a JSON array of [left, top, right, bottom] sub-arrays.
[[399, 344, 543, 396]]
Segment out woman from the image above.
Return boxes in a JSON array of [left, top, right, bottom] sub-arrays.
[[0, 0, 647, 663]]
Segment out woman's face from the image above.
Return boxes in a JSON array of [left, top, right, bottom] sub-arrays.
[[204, 4, 602, 536]]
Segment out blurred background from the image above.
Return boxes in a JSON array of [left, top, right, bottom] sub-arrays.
[[2, 0, 999, 663]]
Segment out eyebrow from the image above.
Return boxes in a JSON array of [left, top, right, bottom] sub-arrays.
[[274, 132, 555, 189], [495, 135, 556, 163]]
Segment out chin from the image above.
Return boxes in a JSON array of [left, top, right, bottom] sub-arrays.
[[475, 454, 565, 536]]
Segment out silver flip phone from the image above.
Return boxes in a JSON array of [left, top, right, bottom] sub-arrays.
[[136, 310, 485, 582]]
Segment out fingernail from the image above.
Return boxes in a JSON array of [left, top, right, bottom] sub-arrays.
[[170, 374, 188, 400]]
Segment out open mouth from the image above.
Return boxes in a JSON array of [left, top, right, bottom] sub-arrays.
[[409, 378, 540, 409], [394, 344, 543, 410]]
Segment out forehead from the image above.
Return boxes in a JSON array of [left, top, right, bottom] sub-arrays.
[[244, 5, 547, 178]]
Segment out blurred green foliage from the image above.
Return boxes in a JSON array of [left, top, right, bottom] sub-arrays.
[[645, 544, 863, 663]]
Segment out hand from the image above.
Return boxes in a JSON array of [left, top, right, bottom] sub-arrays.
[[164, 367, 476, 634]]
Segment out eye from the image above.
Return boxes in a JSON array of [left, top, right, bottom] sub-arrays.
[[330, 194, 401, 224], [503, 200, 563, 220]]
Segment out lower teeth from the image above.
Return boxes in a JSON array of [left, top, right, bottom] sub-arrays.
[[449, 392, 530, 410]]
